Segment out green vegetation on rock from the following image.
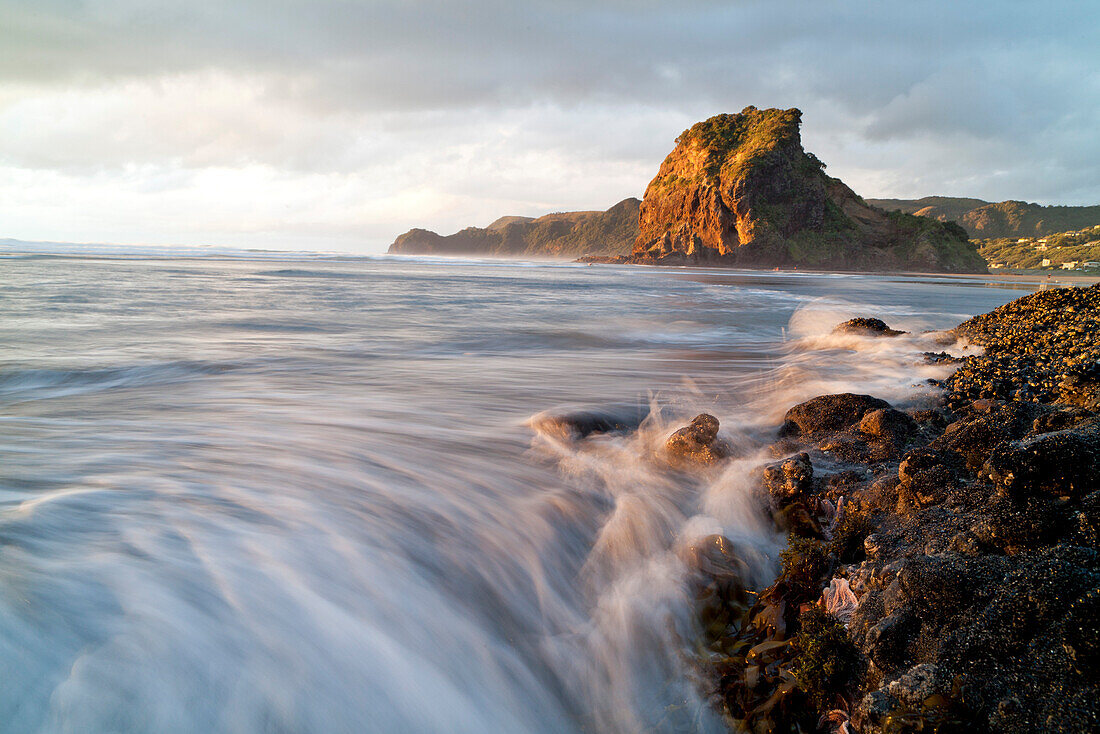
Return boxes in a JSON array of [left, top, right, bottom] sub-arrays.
[[791, 606, 860, 712]]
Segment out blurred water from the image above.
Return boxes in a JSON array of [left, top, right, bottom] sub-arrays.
[[0, 256, 1034, 733]]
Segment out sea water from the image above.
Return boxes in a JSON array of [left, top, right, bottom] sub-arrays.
[[0, 256, 1034, 733]]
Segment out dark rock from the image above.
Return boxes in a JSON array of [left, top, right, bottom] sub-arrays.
[[685, 534, 747, 580], [866, 611, 917, 671], [833, 318, 907, 337], [1030, 407, 1095, 435], [969, 494, 1065, 553], [936, 546, 1100, 732], [1071, 490, 1100, 547], [907, 408, 948, 433], [885, 663, 942, 708], [762, 452, 813, 510], [855, 689, 899, 730], [897, 447, 959, 511], [932, 402, 1037, 472], [773, 503, 824, 539], [895, 554, 1007, 624], [531, 404, 649, 439], [859, 408, 918, 444], [923, 351, 964, 365], [779, 393, 891, 438]]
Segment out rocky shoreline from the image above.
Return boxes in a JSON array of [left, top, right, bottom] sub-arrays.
[[674, 284, 1100, 733]]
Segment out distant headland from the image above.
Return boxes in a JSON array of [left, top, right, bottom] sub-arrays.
[[389, 107, 1100, 274]]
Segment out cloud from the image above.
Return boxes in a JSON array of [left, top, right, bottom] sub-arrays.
[[0, 0, 1097, 251]]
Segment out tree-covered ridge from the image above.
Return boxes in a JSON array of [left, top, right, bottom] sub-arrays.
[[869, 197, 1100, 239]]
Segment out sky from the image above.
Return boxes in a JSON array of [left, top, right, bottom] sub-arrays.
[[1, 0, 1098, 254]]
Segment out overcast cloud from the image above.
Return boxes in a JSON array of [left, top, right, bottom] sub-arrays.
[[1, 0, 1097, 252]]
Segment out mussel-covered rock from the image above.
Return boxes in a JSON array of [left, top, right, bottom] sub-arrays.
[[864, 610, 917, 671], [859, 408, 917, 443], [833, 317, 907, 337], [932, 401, 1038, 472], [983, 422, 1100, 499], [1031, 406, 1095, 435], [664, 413, 731, 466]]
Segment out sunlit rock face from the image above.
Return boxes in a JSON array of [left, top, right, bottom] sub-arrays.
[[631, 106, 987, 273]]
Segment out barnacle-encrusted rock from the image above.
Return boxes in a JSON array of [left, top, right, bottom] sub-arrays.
[[762, 452, 814, 509], [983, 422, 1100, 499]]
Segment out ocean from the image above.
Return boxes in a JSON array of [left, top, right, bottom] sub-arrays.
[[0, 256, 1034, 733]]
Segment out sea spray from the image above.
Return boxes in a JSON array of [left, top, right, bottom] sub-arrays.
[[0, 256, 1031, 733]]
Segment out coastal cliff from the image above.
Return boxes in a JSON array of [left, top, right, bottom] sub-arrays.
[[624, 107, 986, 272], [388, 198, 639, 257]]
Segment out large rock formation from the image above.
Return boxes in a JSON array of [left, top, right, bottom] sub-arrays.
[[627, 107, 986, 272], [868, 197, 1100, 239], [388, 198, 639, 258]]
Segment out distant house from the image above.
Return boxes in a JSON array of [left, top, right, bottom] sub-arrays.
[[1041, 259, 1052, 267], [1017, 238, 1030, 244], [1061, 261, 1080, 270], [989, 262, 1005, 269], [1036, 243, 1048, 251], [1084, 261, 1100, 269], [1038, 238, 1049, 243]]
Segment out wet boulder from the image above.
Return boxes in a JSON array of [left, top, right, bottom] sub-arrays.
[[685, 535, 751, 637], [860, 408, 917, 442], [833, 317, 907, 337], [684, 533, 747, 582], [531, 405, 649, 439], [779, 393, 892, 439], [983, 422, 1100, 500], [773, 503, 825, 539], [664, 413, 731, 466], [762, 452, 813, 510]]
